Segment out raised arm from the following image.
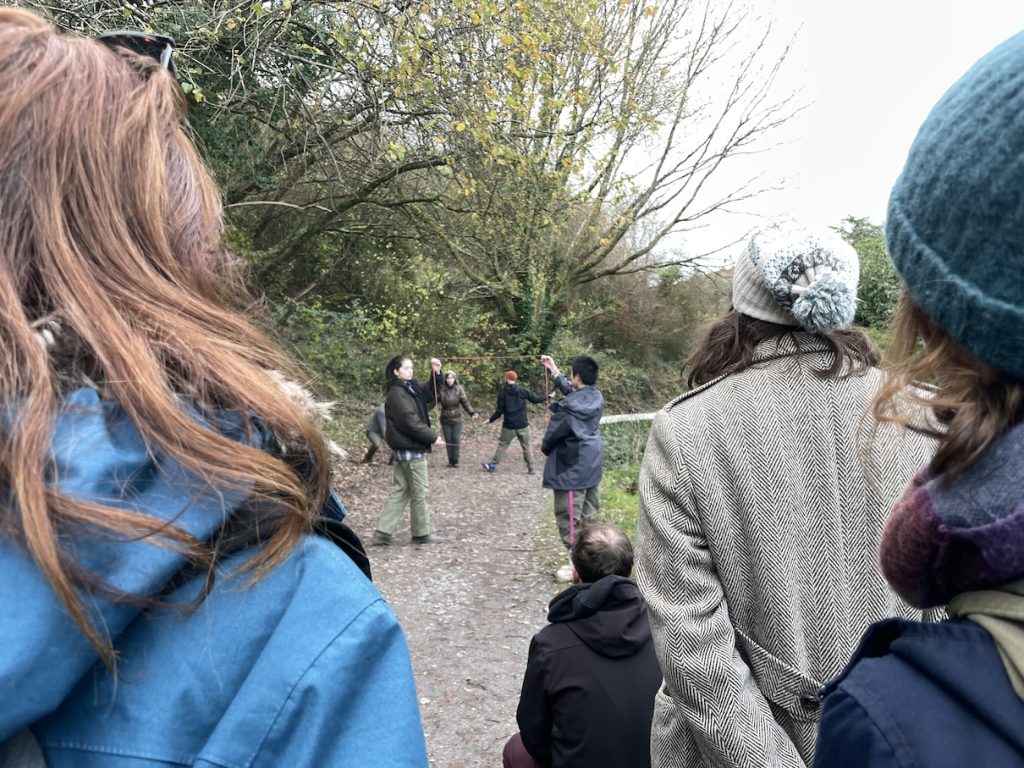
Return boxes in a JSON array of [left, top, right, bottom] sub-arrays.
[[635, 412, 806, 768], [417, 358, 443, 409], [541, 355, 572, 396]]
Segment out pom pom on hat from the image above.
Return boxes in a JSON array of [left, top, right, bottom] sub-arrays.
[[791, 272, 857, 335], [732, 221, 860, 334]]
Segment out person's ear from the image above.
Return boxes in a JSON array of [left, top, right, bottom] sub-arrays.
[[571, 564, 581, 584]]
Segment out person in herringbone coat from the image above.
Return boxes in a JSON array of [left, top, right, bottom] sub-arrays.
[[636, 223, 937, 768]]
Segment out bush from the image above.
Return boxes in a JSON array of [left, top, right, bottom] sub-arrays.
[[596, 419, 653, 542]]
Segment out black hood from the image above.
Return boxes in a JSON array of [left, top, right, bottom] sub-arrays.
[[546, 575, 652, 659]]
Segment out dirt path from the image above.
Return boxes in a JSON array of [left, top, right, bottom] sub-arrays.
[[336, 434, 565, 767]]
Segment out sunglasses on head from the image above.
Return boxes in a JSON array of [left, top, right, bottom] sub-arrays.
[[95, 29, 176, 77]]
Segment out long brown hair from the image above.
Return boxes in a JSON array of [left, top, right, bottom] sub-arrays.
[[0, 10, 329, 665], [874, 291, 1024, 481], [686, 310, 880, 388]]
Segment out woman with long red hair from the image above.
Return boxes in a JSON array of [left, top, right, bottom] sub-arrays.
[[0, 9, 426, 766]]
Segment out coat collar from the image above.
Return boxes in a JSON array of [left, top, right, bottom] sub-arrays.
[[666, 332, 834, 410], [751, 331, 832, 363]]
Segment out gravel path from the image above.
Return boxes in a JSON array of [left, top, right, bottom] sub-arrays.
[[336, 435, 566, 767]]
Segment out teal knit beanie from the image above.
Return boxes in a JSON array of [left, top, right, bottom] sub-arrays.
[[886, 31, 1024, 379]]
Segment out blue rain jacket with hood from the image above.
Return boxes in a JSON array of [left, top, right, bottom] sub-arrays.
[[0, 388, 427, 767], [541, 374, 604, 491]]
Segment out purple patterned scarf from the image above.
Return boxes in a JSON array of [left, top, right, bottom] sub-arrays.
[[880, 421, 1024, 608]]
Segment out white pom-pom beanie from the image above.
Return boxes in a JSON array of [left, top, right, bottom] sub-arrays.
[[732, 222, 860, 335]]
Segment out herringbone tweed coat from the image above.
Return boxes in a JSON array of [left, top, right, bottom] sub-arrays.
[[636, 333, 936, 768]]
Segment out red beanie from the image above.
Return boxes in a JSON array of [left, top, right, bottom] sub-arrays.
[[504, 370, 518, 381]]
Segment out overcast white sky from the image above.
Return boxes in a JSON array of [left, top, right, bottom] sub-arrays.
[[673, 1, 1024, 261]]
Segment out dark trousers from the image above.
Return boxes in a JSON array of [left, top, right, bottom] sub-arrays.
[[363, 430, 384, 463], [502, 733, 542, 768]]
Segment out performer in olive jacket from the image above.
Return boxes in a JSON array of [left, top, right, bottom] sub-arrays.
[[438, 370, 478, 467]]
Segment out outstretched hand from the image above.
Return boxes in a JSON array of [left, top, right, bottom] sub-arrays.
[[430, 357, 442, 374]]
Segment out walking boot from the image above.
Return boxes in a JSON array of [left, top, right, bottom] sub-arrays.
[[370, 530, 394, 546], [412, 534, 444, 545]]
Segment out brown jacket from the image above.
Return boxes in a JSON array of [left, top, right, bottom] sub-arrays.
[[438, 376, 476, 424]]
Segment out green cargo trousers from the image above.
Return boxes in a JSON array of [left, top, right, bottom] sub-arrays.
[[553, 485, 601, 549], [376, 456, 431, 538], [492, 426, 534, 472]]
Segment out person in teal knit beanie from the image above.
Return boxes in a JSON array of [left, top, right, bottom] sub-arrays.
[[886, 30, 1024, 380], [814, 29, 1024, 768]]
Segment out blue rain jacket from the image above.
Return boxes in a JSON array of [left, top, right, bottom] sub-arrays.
[[0, 388, 427, 767]]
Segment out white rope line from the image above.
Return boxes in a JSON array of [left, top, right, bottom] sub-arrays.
[[600, 412, 658, 424]]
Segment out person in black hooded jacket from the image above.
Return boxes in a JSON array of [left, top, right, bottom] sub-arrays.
[[503, 521, 662, 768], [482, 370, 547, 474]]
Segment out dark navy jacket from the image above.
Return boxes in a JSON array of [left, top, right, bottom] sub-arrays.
[[541, 376, 603, 492], [814, 618, 1024, 767]]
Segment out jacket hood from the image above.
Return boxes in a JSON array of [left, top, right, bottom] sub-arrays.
[[1, 388, 262, 740], [948, 579, 1024, 699], [552, 385, 603, 422], [546, 576, 652, 659]]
